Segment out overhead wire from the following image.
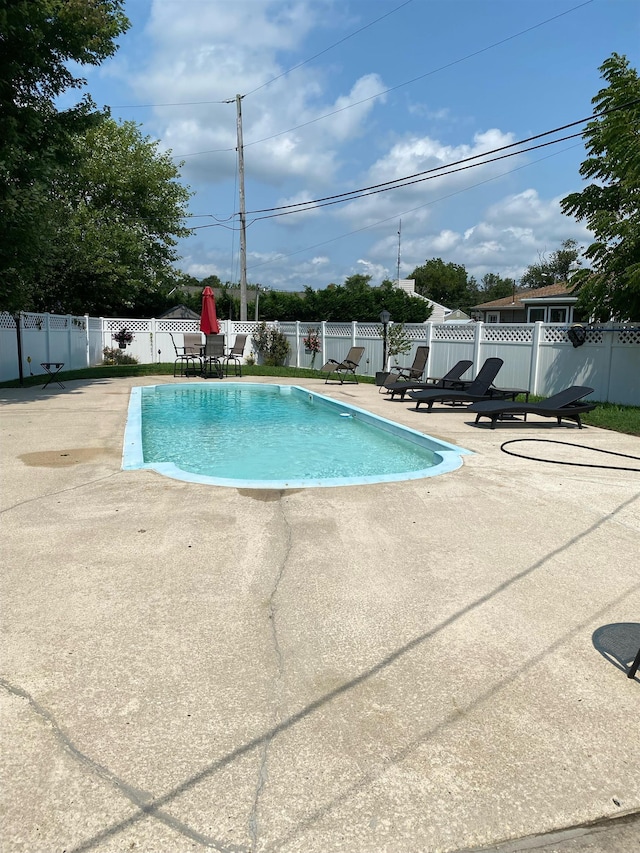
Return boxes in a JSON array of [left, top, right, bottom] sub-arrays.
[[168, 0, 595, 160]]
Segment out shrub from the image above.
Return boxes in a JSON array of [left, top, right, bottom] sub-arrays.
[[103, 347, 139, 365], [251, 322, 291, 366]]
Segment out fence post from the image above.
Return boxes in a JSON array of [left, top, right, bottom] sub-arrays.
[[529, 322, 544, 395], [295, 321, 301, 368], [352, 321, 357, 348], [84, 314, 90, 367], [321, 321, 326, 366], [473, 321, 483, 368]]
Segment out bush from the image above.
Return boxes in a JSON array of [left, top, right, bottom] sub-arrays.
[[102, 346, 139, 365], [251, 322, 291, 366]]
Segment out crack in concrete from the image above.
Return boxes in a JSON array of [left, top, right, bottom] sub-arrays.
[[248, 495, 293, 852], [0, 678, 248, 852], [0, 470, 122, 515]]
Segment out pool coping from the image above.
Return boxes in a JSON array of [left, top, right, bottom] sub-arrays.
[[122, 382, 473, 488]]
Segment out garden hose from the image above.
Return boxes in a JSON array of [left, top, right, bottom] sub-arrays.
[[500, 439, 640, 472]]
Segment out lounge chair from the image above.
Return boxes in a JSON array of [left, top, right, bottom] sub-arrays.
[[468, 386, 596, 429], [170, 332, 202, 377], [224, 334, 247, 377], [386, 359, 473, 400], [380, 346, 429, 393], [183, 332, 204, 356], [408, 357, 504, 411], [321, 346, 365, 384]]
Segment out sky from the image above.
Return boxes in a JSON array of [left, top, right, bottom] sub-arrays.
[[67, 0, 639, 291]]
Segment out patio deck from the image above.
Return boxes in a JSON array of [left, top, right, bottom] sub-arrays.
[[1, 375, 639, 853]]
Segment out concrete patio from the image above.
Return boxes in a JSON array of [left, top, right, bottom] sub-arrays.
[[1, 375, 639, 853]]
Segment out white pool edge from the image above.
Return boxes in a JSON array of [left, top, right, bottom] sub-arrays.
[[122, 383, 473, 489]]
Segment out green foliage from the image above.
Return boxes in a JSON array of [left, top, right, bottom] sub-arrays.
[[479, 273, 515, 302], [409, 258, 478, 312], [29, 117, 192, 315], [384, 323, 412, 361], [0, 0, 130, 311], [251, 322, 291, 366], [520, 240, 582, 289], [561, 53, 640, 321], [102, 347, 139, 365]]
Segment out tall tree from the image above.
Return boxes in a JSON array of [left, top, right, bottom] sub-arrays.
[[0, 0, 130, 311], [561, 53, 640, 320], [31, 118, 192, 315], [520, 240, 582, 289], [409, 258, 477, 311]]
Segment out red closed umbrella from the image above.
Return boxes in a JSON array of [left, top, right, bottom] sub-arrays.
[[200, 286, 220, 335]]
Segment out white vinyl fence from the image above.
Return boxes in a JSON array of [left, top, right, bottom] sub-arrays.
[[1, 312, 639, 406]]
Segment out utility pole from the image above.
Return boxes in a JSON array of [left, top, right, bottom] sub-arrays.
[[236, 94, 248, 321], [396, 219, 402, 284]]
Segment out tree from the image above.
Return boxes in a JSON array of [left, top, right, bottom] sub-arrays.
[[560, 53, 640, 320], [479, 273, 515, 301], [30, 118, 192, 315], [409, 258, 477, 312], [0, 0, 130, 311], [520, 240, 582, 289]]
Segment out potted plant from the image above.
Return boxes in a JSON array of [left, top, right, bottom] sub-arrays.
[[113, 327, 134, 349]]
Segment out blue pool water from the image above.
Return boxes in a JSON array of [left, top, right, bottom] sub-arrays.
[[123, 383, 471, 488]]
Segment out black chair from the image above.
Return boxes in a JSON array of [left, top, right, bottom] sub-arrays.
[[170, 333, 202, 377], [386, 359, 473, 400], [468, 386, 596, 429], [203, 334, 225, 379], [224, 334, 247, 377], [408, 358, 504, 411]]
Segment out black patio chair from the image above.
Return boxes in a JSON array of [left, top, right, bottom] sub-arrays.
[[408, 357, 504, 411], [386, 359, 473, 400], [468, 385, 596, 428]]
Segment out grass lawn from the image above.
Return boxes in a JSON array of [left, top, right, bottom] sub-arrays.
[[2, 364, 639, 437]]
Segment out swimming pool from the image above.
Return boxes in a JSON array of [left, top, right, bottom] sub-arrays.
[[123, 383, 472, 488]]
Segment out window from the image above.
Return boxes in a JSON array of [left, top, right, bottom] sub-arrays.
[[549, 307, 568, 323], [486, 312, 499, 323], [528, 307, 545, 322]]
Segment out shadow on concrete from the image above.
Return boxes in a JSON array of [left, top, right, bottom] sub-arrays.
[[592, 622, 640, 681]]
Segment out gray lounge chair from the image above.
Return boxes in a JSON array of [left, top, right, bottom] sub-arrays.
[[386, 359, 473, 400], [408, 358, 504, 411], [380, 346, 429, 393], [321, 346, 365, 384], [468, 386, 596, 428]]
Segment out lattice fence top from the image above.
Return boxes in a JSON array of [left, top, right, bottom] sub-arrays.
[[483, 324, 533, 343], [0, 312, 17, 329], [21, 314, 47, 329], [324, 323, 352, 336], [105, 318, 154, 332], [155, 320, 199, 332], [432, 324, 475, 341], [618, 328, 640, 345]]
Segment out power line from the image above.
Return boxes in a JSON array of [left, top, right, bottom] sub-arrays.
[[243, 0, 415, 97], [245, 141, 583, 274], [169, 0, 595, 160]]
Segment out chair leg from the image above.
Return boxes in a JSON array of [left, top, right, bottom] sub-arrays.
[[628, 646, 640, 679]]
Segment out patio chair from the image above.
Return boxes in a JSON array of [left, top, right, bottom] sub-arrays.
[[380, 346, 429, 394], [468, 385, 596, 429], [224, 334, 247, 377], [183, 332, 204, 356], [321, 346, 365, 384], [408, 357, 504, 411], [386, 359, 473, 400], [170, 332, 202, 377], [203, 333, 225, 379]]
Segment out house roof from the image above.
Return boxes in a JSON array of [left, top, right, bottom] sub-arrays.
[[473, 282, 576, 310], [157, 304, 200, 320]]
